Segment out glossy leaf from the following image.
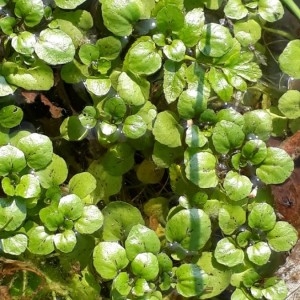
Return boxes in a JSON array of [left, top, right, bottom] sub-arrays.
[[53, 230, 77, 253], [256, 147, 294, 184], [60, 116, 88, 141], [131, 252, 159, 281], [184, 150, 218, 188], [0, 105, 23, 129], [58, 194, 84, 220], [15, 174, 41, 199], [246, 242, 271, 266], [267, 221, 298, 251], [17, 133, 53, 170], [258, 0, 284, 22], [11, 31, 36, 55], [165, 208, 211, 251], [74, 205, 104, 234], [215, 238, 244, 267], [248, 203, 276, 231], [0, 76, 16, 96], [97, 36, 122, 60], [175, 264, 207, 297], [241, 139, 267, 165], [152, 142, 183, 168], [278, 90, 300, 119], [224, 0, 248, 19], [279, 40, 300, 78], [112, 272, 131, 296], [0, 145, 26, 176], [93, 242, 129, 280], [123, 115, 147, 139], [0, 234, 28, 255], [223, 171, 252, 201], [14, 0, 44, 27], [185, 125, 207, 148], [156, 5, 184, 34], [102, 201, 144, 241], [212, 120, 245, 154], [125, 224, 161, 261], [84, 78, 111, 97], [233, 20, 261, 47], [153, 111, 183, 147], [163, 39, 186, 62], [27, 226, 54, 255], [55, 0, 86, 9], [136, 159, 164, 184], [69, 172, 97, 199], [39, 204, 64, 231]]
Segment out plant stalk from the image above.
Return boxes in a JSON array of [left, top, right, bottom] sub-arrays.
[[281, 0, 300, 21]]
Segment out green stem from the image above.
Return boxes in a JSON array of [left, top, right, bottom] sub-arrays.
[[262, 26, 295, 40], [281, 0, 300, 21]]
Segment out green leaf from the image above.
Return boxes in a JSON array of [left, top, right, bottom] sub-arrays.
[[163, 40, 186, 62], [102, 96, 127, 121], [0, 199, 26, 231], [197, 252, 231, 299], [0, 145, 26, 176], [175, 264, 207, 297], [219, 204, 246, 235], [152, 142, 183, 168], [208, 67, 233, 101], [123, 115, 147, 139], [27, 225, 54, 255], [54, 0, 86, 9], [185, 125, 208, 148], [58, 194, 84, 220], [11, 31, 36, 55], [0, 234, 28, 255], [60, 116, 88, 141], [241, 139, 267, 165], [246, 242, 271, 266], [93, 242, 129, 280], [224, 0, 248, 19], [279, 40, 300, 79], [84, 78, 111, 97], [233, 20, 261, 47], [278, 90, 300, 119], [163, 60, 186, 104], [125, 224, 161, 261], [0, 105, 23, 129], [0, 16, 16, 35], [243, 110, 272, 141], [153, 111, 183, 147], [248, 203, 276, 231], [131, 252, 159, 281], [102, 143, 134, 176], [96, 36, 122, 60], [112, 272, 131, 296], [39, 204, 64, 231], [216, 108, 244, 126], [262, 278, 288, 300], [178, 8, 205, 47], [101, 0, 143, 36], [258, 0, 284, 22], [212, 120, 245, 154], [165, 208, 211, 251], [53, 230, 77, 253], [2, 60, 54, 90], [198, 23, 234, 57], [185, 150, 218, 188], [0, 76, 16, 97], [223, 171, 252, 201], [102, 201, 144, 241], [35, 28, 75, 65], [157, 252, 173, 273], [74, 205, 104, 234], [256, 147, 294, 184], [60, 59, 89, 84], [267, 221, 298, 251], [69, 172, 96, 199], [117, 72, 149, 106], [17, 133, 53, 170], [124, 37, 161, 75], [156, 5, 184, 34], [14, 0, 44, 27], [214, 238, 244, 267], [132, 278, 151, 296], [35, 154, 68, 189], [15, 174, 41, 199]]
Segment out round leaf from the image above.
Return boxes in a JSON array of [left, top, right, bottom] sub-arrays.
[[267, 221, 298, 252], [233, 20, 261, 47], [241, 139, 267, 165], [17, 133, 53, 170], [136, 159, 165, 184], [97, 36, 122, 60], [123, 115, 147, 139], [279, 40, 300, 78], [14, 0, 44, 27], [262, 279, 288, 300], [258, 0, 284, 22], [55, 0, 86, 10], [0, 145, 26, 176], [224, 0, 248, 19], [184, 151, 218, 188], [93, 242, 129, 280], [11, 31, 36, 55], [165, 208, 211, 251], [74, 205, 104, 234], [84, 78, 111, 97], [223, 171, 252, 201], [27, 226, 54, 255], [198, 23, 234, 57], [0, 105, 23, 129], [58, 194, 84, 220], [278, 90, 300, 119], [256, 147, 294, 184], [53, 230, 77, 253], [163, 39, 186, 62], [112, 272, 131, 296], [214, 238, 244, 267], [69, 172, 96, 199], [175, 263, 207, 297], [60, 116, 88, 141], [153, 111, 183, 148], [102, 201, 144, 241], [15, 174, 41, 199], [212, 120, 245, 154], [35, 28, 75, 65], [248, 203, 276, 231], [1, 234, 28, 255], [39, 205, 64, 231], [0, 76, 16, 96], [156, 5, 184, 33], [125, 224, 161, 261], [185, 125, 208, 148], [246, 242, 271, 266], [131, 252, 159, 281]]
